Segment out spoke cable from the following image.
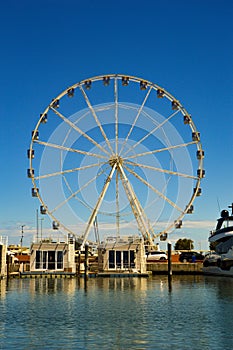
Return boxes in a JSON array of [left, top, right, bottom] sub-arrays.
[[34, 140, 108, 159], [124, 164, 183, 212], [35, 162, 106, 180], [79, 85, 114, 155], [120, 86, 152, 156], [50, 106, 112, 156], [124, 160, 197, 179], [50, 165, 110, 214], [122, 109, 180, 157], [125, 141, 197, 160]]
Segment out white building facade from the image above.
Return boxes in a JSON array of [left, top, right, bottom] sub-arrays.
[[0, 236, 8, 278], [98, 235, 147, 273], [30, 234, 76, 273]]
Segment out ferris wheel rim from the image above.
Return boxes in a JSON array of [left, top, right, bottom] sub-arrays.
[[28, 74, 204, 245]]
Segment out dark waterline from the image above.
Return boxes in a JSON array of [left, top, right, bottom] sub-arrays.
[[1, 275, 233, 350]]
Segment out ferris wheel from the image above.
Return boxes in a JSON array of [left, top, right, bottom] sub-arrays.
[[28, 74, 204, 248]]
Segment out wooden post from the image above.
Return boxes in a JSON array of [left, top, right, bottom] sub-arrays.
[[167, 242, 172, 276], [77, 252, 81, 277], [167, 242, 172, 292], [84, 243, 89, 280], [6, 253, 10, 279]]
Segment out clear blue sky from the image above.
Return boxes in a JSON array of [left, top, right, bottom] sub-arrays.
[[0, 0, 232, 249]]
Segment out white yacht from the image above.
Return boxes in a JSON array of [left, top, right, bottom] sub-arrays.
[[203, 203, 233, 277]]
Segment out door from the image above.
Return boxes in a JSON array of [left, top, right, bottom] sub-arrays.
[[48, 251, 55, 270]]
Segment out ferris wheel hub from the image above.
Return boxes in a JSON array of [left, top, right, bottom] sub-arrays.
[[109, 155, 123, 168]]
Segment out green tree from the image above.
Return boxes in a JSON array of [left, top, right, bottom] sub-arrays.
[[174, 238, 194, 250]]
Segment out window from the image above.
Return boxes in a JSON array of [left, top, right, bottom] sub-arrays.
[[57, 251, 63, 269], [123, 251, 129, 268], [130, 250, 135, 268], [43, 251, 47, 269], [48, 251, 56, 270], [108, 250, 136, 270], [109, 250, 115, 269], [116, 251, 121, 269], [35, 250, 64, 270], [35, 250, 41, 269]]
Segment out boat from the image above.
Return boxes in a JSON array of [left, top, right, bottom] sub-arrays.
[[203, 203, 233, 277]]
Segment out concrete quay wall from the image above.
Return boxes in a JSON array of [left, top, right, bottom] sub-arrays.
[[147, 262, 203, 274]]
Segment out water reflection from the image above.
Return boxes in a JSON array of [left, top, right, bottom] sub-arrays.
[[0, 275, 233, 349], [204, 275, 233, 300], [1, 274, 233, 297], [0, 279, 7, 299], [32, 278, 76, 296]]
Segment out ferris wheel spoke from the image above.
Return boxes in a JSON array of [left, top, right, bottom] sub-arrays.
[[35, 162, 106, 180], [50, 107, 111, 156], [62, 162, 110, 200], [122, 109, 180, 157], [34, 140, 108, 159], [79, 86, 114, 155], [126, 141, 197, 160], [114, 77, 119, 155], [124, 164, 183, 212], [51, 165, 110, 214], [144, 108, 180, 129], [124, 160, 197, 179], [119, 86, 152, 156], [62, 172, 107, 215]]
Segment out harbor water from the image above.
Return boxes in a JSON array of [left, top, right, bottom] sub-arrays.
[[1, 275, 233, 349]]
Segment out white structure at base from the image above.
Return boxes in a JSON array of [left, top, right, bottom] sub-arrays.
[[98, 235, 147, 273], [0, 236, 8, 277], [30, 234, 76, 273]]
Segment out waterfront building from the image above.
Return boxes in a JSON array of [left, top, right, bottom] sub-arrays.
[[30, 234, 76, 274], [7, 245, 30, 273], [98, 235, 147, 274], [0, 236, 8, 278]]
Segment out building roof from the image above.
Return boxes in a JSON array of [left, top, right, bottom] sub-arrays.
[[15, 254, 30, 263]]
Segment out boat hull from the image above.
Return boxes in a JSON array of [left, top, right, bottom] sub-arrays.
[[203, 265, 233, 277], [205, 204, 233, 277]]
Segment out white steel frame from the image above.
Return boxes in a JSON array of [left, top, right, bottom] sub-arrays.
[[28, 74, 204, 249]]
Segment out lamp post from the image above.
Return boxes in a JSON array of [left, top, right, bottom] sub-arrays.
[[35, 209, 38, 243], [40, 218, 44, 242], [20, 225, 25, 253]]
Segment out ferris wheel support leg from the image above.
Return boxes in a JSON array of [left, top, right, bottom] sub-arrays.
[[80, 163, 117, 250], [118, 163, 154, 249]]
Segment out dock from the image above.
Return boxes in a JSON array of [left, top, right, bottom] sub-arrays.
[[20, 271, 76, 278], [147, 262, 203, 275], [97, 272, 150, 278], [12, 263, 203, 278]]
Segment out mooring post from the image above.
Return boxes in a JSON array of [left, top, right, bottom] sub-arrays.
[[77, 252, 81, 277], [167, 242, 172, 276], [167, 242, 172, 291], [84, 242, 89, 280], [6, 253, 10, 279]]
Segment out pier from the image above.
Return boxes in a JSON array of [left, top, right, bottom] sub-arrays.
[[7, 262, 204, 278], [147, 262, 203, 275]]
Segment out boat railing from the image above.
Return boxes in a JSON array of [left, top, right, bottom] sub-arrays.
[[210, 230, 216, 236]]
